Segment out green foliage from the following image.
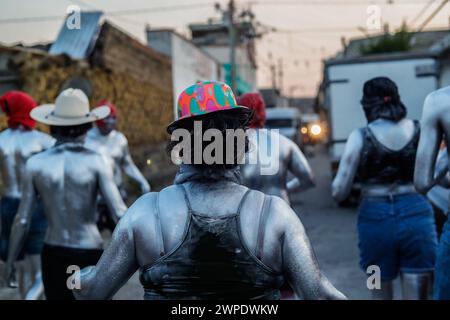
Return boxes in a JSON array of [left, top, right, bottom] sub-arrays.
[[360, 26, 412, 55]]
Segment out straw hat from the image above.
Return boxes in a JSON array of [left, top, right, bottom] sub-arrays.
[[31, 88, 110, 126]]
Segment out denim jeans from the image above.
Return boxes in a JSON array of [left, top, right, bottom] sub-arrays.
[[358, 193, 437, 281], [434, 217, 450, 300], [0, 196, 47, 261]]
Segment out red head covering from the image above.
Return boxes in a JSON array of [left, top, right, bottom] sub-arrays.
[[95, 99, 117, 127], [0, 91, 37, 129], [237, 93, 266, 129]]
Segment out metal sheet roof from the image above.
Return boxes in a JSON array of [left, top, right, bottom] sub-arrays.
[[49, 11, 103, 60]]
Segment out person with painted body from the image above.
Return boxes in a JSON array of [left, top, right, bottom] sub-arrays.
[[238, 93, 315, 205], [414, 86, 450, 300], [85, 100, 150, 231], [72, 81, 346, 300], [332, 77, 437, 300], [3, 89, 127, 300], [0, 91, 55, 300]]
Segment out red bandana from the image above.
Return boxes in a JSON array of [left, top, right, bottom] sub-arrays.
[[95, 99, 117, 127], [0, 91, 37, 129]]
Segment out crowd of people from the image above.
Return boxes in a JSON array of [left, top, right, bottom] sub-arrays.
[[0, 78, 448, 300]]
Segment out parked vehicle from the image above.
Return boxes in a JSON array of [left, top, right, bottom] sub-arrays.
[[300, 113, 325, 146], [265, 107, 303, 147]]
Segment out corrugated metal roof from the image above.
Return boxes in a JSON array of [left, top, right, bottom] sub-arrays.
[[49, 11, 103, 60]]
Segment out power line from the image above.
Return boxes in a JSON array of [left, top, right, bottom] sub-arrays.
[[0, 2, 215, 24], [248, 0, 442, 6], [68, 0, 146, 28], [409, 0, 436, 26], [0, 0, 439, 24], [417, 0, 449, 31]]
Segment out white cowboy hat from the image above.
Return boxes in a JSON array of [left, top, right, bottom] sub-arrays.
[[30, 88, 110, 126]]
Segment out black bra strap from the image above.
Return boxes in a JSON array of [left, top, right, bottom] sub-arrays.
[[255, 195, 272, 260], [154, 193, 165, 256]]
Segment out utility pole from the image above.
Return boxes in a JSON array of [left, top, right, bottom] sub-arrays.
[[227, 0, 237, 93], [268, 51, 276, 89], [216, 0, 264, 93], [278, 58, 284, 94]]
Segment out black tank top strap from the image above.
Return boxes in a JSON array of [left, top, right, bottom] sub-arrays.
[[179, 184, 192, 211], [236, 189, 252, 214], [154, 193, 165, 257], [412, 119, 420, 137], [255, 195, 272, 260]]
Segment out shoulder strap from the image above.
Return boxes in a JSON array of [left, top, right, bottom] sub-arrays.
[[179, 184, 192, 211], [255, 195, 272, 260], [413, 119, 421, 138], [236, 189, 251, 214], [154, 193, 165, 256]]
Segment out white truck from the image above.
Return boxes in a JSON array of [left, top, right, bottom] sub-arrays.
[[324, 52, 439, 176]]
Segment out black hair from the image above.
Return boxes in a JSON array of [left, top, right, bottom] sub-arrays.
[[361, 77, 407, 123], [167, 108, 253, 171], [49, 122, 92, 139]]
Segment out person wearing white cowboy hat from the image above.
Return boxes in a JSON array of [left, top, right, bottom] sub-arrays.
[[3, 88, 127, 300]]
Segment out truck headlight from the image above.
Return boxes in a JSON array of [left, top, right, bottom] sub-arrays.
[[310, 124, 322, 136]]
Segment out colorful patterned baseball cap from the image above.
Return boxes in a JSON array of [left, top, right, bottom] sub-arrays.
[[167, 81, 249, 133]]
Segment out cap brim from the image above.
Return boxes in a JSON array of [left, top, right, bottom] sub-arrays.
[[167, 105, 251, 134], [30, 105, 110, 126]]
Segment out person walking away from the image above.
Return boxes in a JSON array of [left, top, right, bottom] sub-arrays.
[[3, 89, 127, 300], [0, 91, 55, 299], [332, 77, 437, 300]]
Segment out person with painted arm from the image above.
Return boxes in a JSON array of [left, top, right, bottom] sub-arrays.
[[238, 93, 315, 205], [3, 89, 127, 300], [85, 100, 150, 232], [414, 86, 450, 300], [0, 91, 55, 300], [332, 77, 437, 300], [72, 81, 345, 300]]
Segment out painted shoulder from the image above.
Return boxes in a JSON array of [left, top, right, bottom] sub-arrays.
[[114, 130, 128, 146], [0, 128, 12, 145], [25, 147, 52, 172], [30, 130, 55, 147], [423, 86, 450, 114], [120, 191, 159, 227]]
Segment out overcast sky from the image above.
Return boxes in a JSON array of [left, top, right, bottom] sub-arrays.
[[1, 0, 449, 96]]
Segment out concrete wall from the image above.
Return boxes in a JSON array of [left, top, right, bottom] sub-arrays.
[[146, 30, 173, 57], [147, 30, 221, 117], [171, 34, 220, 115]]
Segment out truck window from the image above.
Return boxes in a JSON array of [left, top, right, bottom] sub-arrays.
[[265, 119, 294, 129]]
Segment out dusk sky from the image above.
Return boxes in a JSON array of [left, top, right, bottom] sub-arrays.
[[1, 0, 449, 96]]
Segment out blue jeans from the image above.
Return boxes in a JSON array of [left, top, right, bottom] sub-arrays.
[[358, 193, 437, 281], [0, 196, 47, 261], [434, 217, 450, 300]]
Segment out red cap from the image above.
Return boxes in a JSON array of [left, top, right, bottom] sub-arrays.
[[95, 99, 117, 127], [0, 91, 37, 129], [237, 93, 266, 128]]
